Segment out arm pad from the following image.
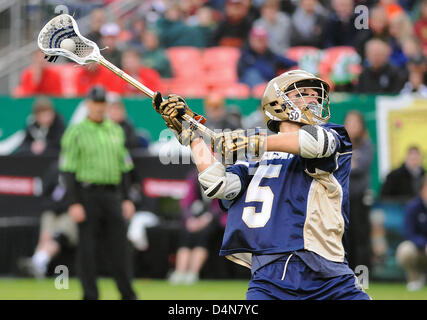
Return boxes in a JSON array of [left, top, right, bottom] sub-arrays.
[[198, 162, 242, 200], [298, 125, 337, 159]]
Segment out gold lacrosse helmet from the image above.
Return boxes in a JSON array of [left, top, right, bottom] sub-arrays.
[[261, 69, 331, 133]]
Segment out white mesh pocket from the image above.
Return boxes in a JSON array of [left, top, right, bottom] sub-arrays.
[[38, 14, 100, 65]]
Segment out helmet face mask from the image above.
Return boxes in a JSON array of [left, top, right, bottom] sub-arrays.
[[284, 81, 330, 123], [262, 70, 331, 132]]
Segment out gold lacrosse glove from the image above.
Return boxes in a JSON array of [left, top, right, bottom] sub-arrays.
[[212, 128, 267, 164], [152, 92, 203, 145]]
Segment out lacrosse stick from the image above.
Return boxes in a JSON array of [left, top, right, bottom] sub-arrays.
[[37, 14, 216, 139]]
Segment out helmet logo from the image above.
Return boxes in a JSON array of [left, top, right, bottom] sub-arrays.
[[273, 82, 283, 99], [273, 82, 287, 102], [273, 82, 302, 123]]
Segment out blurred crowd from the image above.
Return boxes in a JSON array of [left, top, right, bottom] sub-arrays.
[[12, 0, 427, 98]]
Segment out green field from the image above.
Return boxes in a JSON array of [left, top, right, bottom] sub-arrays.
[[0, 278, 426, 300]]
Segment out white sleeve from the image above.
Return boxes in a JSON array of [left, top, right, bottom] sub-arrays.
[[298, 125, 337, 159], [198, 162, 242, 200]]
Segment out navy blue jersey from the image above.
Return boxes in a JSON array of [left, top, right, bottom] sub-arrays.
[[219, 123, 353, 268]]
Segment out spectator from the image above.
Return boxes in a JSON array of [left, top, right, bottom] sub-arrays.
[[14, 50, 63, 97], [17, 162, 77, 278], [414, 0, 427, 57], [395, 176, 427, 291], [179, 0, 208, 22], [107, 94, 147, 150], [205, 0, 227, 11], [127, 16, 147, 51], [188, 5, 218, 47], [400, 69, 427, 97], [136, 0, 168, 24], [398, 0, 417, 13], [117, 48, 163, 96], [322, 0, 357, 48], [15, 97, 65, 156], [156, 4, 206, 48], [289, 0, 326, 48], [344, 110, 374, 272], [379, 0, 404, 21], [100, 22, 123, 68], [401, 36, 423, 62], [211, 0, 254, 48], [399, 36, 423, 88], [380, 145, 426, 203], [355, 39, 405, 94], [141, 29, 173, 78], [388, 12, 414, 68], [168, 169, 224, 285], [278, 0, 298, 14], [354, 5, 390, 61], [115, 16, 136, 46], [253, 0, 292, 56], [237, 26, 297, 88], [85, 7, 105, 46], [74, 63, 122, 96], [203, 92, 241, 131], [400, 54, 427, 97]]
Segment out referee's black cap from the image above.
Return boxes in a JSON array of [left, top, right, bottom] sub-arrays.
[[87, 85, 107, 102]]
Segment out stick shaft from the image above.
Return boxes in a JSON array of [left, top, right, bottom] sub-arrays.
[[99, 57, 155, 98], [98, 57, 216, 139]]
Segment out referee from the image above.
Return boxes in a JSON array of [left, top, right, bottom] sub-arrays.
[[60, 85, 137, 300]]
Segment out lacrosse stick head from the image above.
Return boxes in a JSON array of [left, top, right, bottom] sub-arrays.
[[38, 14, 102, 65]]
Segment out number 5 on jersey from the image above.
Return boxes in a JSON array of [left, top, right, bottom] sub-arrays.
[[242, 164, 282, 228]]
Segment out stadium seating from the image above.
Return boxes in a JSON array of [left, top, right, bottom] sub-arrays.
[[164, 78, 208, 98], [166, 46, 204, 80], [165, 46, 247, 98], [202, 47, 241, 86], [209, 82, 251, 98]]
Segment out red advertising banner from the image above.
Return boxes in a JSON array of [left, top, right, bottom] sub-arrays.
[[0, 175, 42, 196]]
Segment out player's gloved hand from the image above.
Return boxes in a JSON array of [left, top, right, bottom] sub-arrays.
[[212, 128, 267, 164], [152, 92, 203, 145]]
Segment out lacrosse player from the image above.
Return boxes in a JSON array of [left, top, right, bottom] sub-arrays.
[[153, 70, 371, 300]]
